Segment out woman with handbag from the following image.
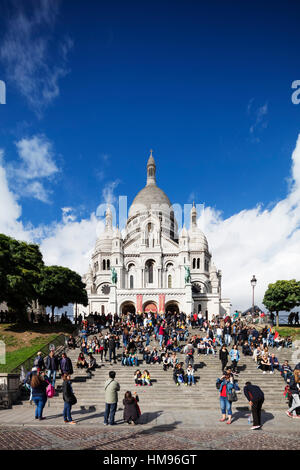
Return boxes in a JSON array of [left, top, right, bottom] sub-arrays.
[[62, 373, 77, 424], [216, 373, 235, 424], [30, 373, 48, 420]]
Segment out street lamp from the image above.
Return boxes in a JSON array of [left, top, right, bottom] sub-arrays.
[[250, 275, 257, 316]]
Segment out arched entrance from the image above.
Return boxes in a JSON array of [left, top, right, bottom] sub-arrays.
[[143, 301, 157, 314], [120, 302, 136, 315], [165, 301, 179, 314]]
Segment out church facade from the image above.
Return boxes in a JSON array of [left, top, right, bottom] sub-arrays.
[[81, 152, 231, 320]]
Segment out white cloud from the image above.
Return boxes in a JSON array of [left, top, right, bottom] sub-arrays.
[[0, 0, 72, 114], [102, 180, 121, 205], [8, 135, 60, 203], [39, 213, 104, 275], [198, 134, 300, 311], [15, 135, 59, 180], [248, 101, 268, 142]]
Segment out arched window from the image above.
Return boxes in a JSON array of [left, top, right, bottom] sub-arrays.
[[168, 274, 172, 288], [193, 258, 196, 269], [102, 260, 106, 270], [197, 258, 200, 269], [146, 260, 154, 284], [130, 275, 134, 289], [101, 305, 105, 315], [107, 259, 110, 270]]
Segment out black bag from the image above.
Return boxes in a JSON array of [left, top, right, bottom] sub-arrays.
[[227, 389, 238, 402], [69, 394, 77, 405]]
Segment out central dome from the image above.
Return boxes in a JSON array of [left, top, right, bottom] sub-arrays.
[[128, 151, 172, 218], [129, 184, 171, 217]]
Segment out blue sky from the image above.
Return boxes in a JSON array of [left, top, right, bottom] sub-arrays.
[[0, 0, 300, 309]]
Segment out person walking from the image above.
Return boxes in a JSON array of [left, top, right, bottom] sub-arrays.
[[229, 345, 240, 374], [45, 350, 59, 389], [123, 391, 141, 425], [62, 373, 77, 424], [286, 370, 300, 418], [223, 323, 232, 346], [104, 371, 120, 425], [30, 374, 48, 420], [183, 341, 195, 368], [219, 345, 229, 373], [243, 381, 265, 430], [60, 352, 74, 376], [108, 335, 117, 364]]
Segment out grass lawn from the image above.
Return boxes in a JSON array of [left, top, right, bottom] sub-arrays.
[[0, 335, 58, 373], [0, 323, 76, 373], [275, 327, 300, 342]]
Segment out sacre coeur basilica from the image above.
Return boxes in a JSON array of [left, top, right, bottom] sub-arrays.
[[81, 152, 231, 320]]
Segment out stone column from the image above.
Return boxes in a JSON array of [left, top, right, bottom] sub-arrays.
[[109, 285, 117, 315], [184, 283, 193, 316]]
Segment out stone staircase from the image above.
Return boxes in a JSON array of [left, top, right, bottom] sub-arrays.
[[19, 330, 296, 414]]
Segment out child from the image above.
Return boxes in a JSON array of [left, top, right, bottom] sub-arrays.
[[186, 364, 195, 386], [142, 370, 151, 386], [134, 370, 143, 386]]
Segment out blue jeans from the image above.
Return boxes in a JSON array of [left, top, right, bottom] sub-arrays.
[[224, 334, 231, 346], [104, 402, 117, 425], [47, 370, 57, 387], [159, 335, 164, 347], [33, 396, 46, 418], [63, 401, 73, 422], [219, 397, 232, 416], [188, 375, 195, 385]]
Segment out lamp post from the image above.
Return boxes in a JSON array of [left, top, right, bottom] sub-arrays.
[[251, 275, 257, 316]]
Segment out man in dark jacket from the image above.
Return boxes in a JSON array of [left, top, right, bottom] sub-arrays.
[[60, 353, 73, 376], [45, 350, 59, 388], [244, 381, 264, 430], [108, 335, 117, 364]]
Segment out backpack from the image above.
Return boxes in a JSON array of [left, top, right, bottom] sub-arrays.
[[46, 383, 55, 398]]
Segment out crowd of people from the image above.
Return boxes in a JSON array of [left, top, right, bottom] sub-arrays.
[[22, 309, 300, 427]]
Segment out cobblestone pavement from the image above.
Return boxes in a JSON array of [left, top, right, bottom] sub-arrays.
[[0, 425, 299, 450]]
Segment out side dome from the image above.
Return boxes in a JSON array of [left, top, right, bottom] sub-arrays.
[[189, 226, 209, 251]]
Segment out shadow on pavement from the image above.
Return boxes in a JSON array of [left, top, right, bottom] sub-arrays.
[[233, 406, 274, 425], [82, 420, 182, 450]]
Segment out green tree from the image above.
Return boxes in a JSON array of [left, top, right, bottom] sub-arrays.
[[0, 234, 44, 322], [263, 279, 300, 327], [37, 265, 88, 320]]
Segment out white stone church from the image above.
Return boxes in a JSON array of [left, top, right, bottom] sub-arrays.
[[81, 152, 231, 320]]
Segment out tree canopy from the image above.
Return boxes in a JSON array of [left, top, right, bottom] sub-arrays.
[[0, 234, 44, 319], [0, 233, 88, 322], [263, 279, 300, 326], [37, 265, 88, 318]]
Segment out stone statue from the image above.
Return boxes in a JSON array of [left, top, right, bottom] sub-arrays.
[[111, 267, 117, 285], [184, 266, 191, 284]]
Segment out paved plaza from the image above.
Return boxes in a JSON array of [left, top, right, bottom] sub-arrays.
[[0, 407, 299, 450]]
